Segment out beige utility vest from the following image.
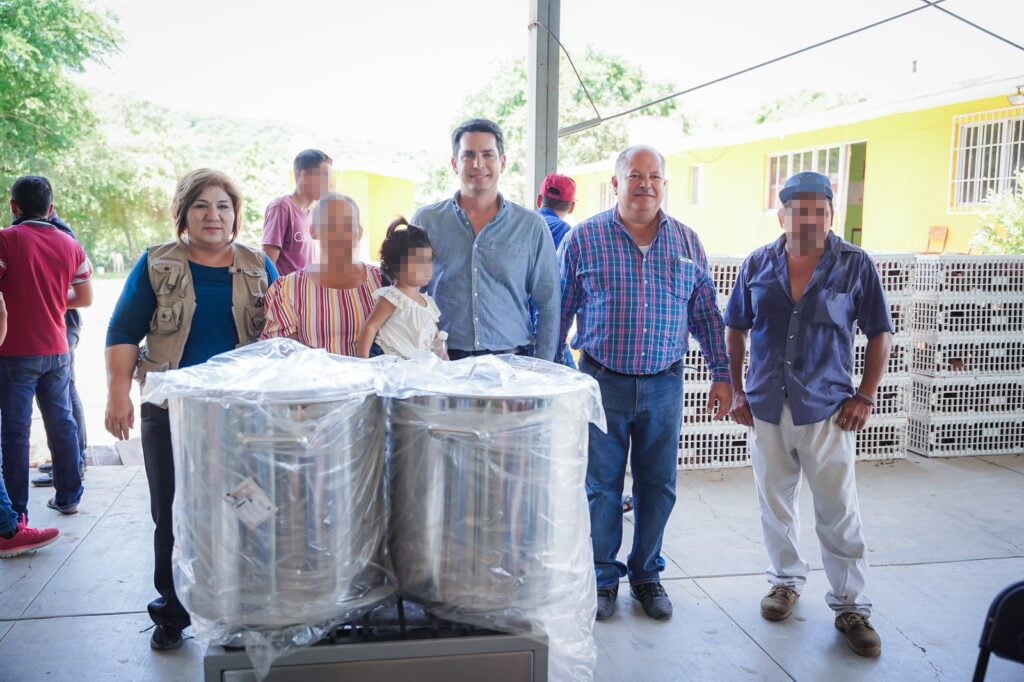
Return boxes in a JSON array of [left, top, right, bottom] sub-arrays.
[[136, 241, 269, 384]]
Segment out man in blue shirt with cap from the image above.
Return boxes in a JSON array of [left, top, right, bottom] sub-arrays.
[[724, 171, 892, 658]]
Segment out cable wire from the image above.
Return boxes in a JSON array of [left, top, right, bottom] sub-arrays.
[[558, 0, 952, 135], [528, 20, 602, 120], [918, 0, 1024, 53]]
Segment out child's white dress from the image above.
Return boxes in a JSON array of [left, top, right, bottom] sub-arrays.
[[372, 286, 443, 359]]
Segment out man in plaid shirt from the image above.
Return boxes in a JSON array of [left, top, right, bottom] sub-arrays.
[[558, 145, 731, 621]]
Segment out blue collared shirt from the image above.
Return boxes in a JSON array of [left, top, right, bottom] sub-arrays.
[[724, 232, 893, 426], [413, 192, 561, 361], [538, 207, 572, 249], [559, 207, 730, 379]]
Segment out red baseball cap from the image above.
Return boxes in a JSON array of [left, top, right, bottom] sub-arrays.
[[540, 174, 576, 203]]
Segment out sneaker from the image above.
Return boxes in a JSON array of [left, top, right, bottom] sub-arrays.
[[0, 516, 60, 558], [37, 462, 53, 474], [622, 495, 633, 513], [595, 583, 618, 621], [46, 497, 79, 515], [760, 585, 800, 621], [835, 612, 882, 657], [630, 581, 673, 620], [150, 623, 185, 651]]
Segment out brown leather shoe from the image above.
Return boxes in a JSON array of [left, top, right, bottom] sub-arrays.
[[760, 586, 799, 621], [835, 612, 882, 657]]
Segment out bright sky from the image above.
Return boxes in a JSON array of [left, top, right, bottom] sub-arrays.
[[77, 0, 1024, 156]]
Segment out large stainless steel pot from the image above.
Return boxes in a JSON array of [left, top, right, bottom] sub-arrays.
[[387, 388, 591, 615], [168, 384, 388, 630]]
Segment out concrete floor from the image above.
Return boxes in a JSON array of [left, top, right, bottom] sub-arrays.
[[1, 453, 1022, 681]]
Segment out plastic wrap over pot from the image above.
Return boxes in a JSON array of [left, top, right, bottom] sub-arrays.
[[382, 354, 604, 682], [144, 339, 395, 678]]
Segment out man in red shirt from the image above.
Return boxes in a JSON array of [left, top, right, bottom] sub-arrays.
[[0, 176, 93, 519]]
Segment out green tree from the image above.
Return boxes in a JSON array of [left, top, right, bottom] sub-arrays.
[[0, 0, 120, 176], [424, 47, 686, 204], [48, 96, 185, 267], [970, 169, 1024, 254]]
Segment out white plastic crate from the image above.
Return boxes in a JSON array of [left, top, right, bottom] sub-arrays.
[[908, 412, 1024, 457], [678, 425, 750, 470], [910, 375, 1024, 415], [909, 296, 1024, 336], [914, 255, 1024, 294], [683, 343, 747, 385], [870, 253, 916, 298], [853, 336, 911, 379], [910, 335, 1024, 377], [874, 378, 911, 417], [856, 417, 908, 461], [855, 296, 912, 338], [708, 256, 744, 299]]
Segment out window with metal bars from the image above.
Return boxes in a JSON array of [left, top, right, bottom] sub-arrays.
[[949, 107, 1024, 212]]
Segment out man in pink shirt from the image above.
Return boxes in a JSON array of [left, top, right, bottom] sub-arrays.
[[0, 176, 93, 519], [261, 149, 332, 275]]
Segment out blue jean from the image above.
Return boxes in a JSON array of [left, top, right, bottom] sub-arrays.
[[38, 328, 87, 469], [0, 430, 18, 535], [580, 354, 683, 588], [0, 354, 84, 518]]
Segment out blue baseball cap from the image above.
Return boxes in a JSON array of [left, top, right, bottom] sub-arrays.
[[779, 172, 833, 204]]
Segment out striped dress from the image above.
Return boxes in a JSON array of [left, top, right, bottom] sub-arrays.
[[261, 265, 383, 356]]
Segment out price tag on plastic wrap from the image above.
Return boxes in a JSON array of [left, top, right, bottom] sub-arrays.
[[224, 477, 278, 530]]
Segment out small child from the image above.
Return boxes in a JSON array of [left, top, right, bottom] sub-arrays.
[[355, 217, 447, 360]]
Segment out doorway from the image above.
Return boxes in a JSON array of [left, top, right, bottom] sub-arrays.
[[844, 142, 867, 245]]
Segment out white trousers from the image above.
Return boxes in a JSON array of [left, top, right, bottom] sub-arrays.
[[749, 403, 872, 616]]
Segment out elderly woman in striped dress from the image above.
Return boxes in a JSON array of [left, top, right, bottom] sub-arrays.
[[261, 193, 383, 355]]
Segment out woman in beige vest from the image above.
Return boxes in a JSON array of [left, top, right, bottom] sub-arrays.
[[103, 169, 278, 650]]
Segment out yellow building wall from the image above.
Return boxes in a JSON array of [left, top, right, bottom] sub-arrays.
[[572, 170, 613, 224], [570, 95, 1012, 255], [335, 170, 415, 262]]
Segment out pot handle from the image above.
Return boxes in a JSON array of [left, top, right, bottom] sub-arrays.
[[427, 426, 484, 441]]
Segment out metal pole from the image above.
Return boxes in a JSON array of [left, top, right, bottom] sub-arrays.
[[527, 0, 560, 202]]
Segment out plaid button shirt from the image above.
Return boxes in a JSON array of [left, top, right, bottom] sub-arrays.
[[558, 208, 729, 380]]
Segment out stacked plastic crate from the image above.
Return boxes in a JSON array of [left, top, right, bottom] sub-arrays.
[[854, 254, 915, 461], [678, 256, 749, 470], [908, 256, 1024, 457]]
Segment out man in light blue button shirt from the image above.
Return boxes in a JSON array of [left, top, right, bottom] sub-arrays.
[[413, 118, 560, 361]]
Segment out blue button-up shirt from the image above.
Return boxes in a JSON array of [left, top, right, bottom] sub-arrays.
[[413, 193, 561, 361], [724, 232, 893, 426], [559, 207, 730, 379]]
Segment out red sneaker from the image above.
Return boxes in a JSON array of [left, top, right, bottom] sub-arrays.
[[0, 516, 60, 558]]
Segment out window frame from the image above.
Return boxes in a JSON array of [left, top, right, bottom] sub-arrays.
[[948, 106, 1024, 214]]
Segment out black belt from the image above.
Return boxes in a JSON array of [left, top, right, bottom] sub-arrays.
[[449, 346, 529, 359], [581, 351, 681, 378]]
